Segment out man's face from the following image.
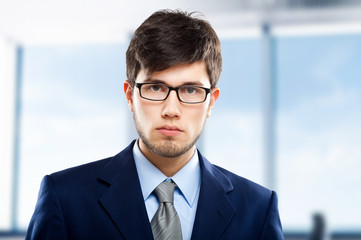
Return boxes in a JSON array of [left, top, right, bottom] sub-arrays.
[[124, 61, 219, 158]]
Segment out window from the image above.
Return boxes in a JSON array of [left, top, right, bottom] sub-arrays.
[[277, 34, 361, 231], [4, 31, 361, 235], [17, 44, 130, 228], [205, 38, 264, 185], [0, 38, 16, 230]]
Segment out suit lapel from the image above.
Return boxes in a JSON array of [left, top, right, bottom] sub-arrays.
[[98, 141, 153, 240], [97, 142, 235, 239], [191, 152, 235, 240]]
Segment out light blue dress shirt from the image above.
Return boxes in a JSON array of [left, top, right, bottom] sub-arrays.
[[133, 140, 201, 240]]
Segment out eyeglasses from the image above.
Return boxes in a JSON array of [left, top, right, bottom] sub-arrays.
[[135, 83, 211, 104]]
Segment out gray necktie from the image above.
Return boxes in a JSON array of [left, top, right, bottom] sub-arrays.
[[151, 181, 183, 240]]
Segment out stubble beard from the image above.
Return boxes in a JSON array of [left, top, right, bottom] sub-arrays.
[[133, 112, 206, 158]]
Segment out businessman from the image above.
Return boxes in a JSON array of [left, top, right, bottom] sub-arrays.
[[26, 9, 284, 240]]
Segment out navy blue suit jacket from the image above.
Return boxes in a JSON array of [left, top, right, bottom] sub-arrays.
[[26, 141, 284, 239]]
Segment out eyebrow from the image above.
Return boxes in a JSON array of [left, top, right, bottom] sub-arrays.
[[143, 78, 206, 87]]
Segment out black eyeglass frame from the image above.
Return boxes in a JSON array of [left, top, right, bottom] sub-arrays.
[[135, 83, 211, 104]]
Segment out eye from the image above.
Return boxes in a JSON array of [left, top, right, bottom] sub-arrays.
[[181, 87, 200, 95], [150, 84, 161, 92], [143, 84, 167, 92]]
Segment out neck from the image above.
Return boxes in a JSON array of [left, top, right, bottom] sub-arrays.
[[138, 139, 195, 177]]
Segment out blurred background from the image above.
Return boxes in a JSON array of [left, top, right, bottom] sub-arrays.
[[1, 0, 361, 239]]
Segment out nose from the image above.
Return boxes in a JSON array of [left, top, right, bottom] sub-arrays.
[[161, 89, 181, 118]]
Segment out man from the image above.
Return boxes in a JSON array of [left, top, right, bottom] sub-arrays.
[[26, 10, 283, 240]]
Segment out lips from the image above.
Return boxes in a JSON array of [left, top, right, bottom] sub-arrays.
[[157, 125, 183, 137]]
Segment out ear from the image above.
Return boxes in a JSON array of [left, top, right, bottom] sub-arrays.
[[206, 87, 220, 118], [123, 80, 134, 112]]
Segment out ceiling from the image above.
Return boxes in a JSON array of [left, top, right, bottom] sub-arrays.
[[1, 0, 361, 45]]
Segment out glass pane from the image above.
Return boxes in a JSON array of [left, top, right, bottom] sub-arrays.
[[204, 38, 264, 185], [277, 34, 361, 231], [0, 38, 16, 230], [18, 44, 129, 229]]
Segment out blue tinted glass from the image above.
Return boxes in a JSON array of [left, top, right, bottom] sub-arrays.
[[19, 44, 130, 228], [204, 38, 264, 185], [277, 34, 361, 231]]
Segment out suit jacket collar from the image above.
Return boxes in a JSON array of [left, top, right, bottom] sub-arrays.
[[97, 141, 235, 240], [191, 150, 235, 240], [98, 140, 153, 240]]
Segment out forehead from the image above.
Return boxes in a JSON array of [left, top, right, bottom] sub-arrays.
[[136, 61, 210, 87]]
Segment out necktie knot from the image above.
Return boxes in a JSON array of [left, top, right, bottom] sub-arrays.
[[154, 181, 176, 203]]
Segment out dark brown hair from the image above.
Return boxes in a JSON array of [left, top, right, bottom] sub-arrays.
[[126, 9, 222, 88]]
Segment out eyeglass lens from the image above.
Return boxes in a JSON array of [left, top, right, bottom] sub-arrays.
[[140, 83, 207, 103]]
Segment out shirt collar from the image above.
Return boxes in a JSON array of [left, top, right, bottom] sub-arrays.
[[133, 139, 201, 207]]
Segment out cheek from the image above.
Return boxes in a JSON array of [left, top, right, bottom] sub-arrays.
[[134, 99, 158, 123], [187, 105, 208, 125]]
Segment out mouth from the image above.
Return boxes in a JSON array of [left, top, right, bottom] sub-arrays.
[[156, 125, 183, 137]]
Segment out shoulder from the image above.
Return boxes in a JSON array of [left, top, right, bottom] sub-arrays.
[[38, 141, 136, 199], [38, 157, 113, 200], [212, 165, 283, 238], [49, 140, 137, 185], [50, 157, 112, 181], [197, 154, 283, 238], [199, 151, 273, 202], [207, 162, 277, 214], [214, 164, 273, 199]]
